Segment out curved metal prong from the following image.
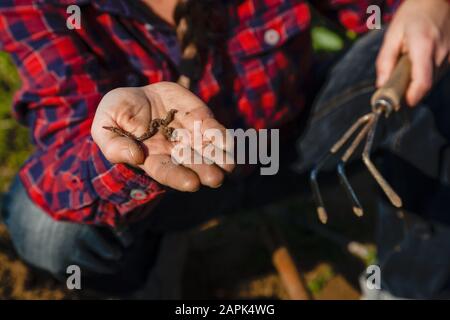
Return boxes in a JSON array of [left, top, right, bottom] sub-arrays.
[[340, 115, 374, 163], [309, 113, 373, 223], [337, 161, 364, 217], [331, 114, 373, 153], [310, 153, 331, 224], [336, 116, 374, 217], [362, 112, 403, 208]]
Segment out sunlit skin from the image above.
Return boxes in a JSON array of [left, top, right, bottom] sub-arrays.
[[91, 0, 450, 192], [142, 0, 177, 26], [376, 0, 450, 106], [91, 83, 235, 192]]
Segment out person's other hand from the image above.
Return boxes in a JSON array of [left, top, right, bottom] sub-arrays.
[[376, 0, 450, 106], [92, 82, 235, 192]]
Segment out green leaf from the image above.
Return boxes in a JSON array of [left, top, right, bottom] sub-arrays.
[[311, 26, 344, 52]]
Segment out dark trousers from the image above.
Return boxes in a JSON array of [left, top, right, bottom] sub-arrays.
[[2, 30, 450, 298]]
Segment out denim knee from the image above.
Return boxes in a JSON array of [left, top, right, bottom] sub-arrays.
[[1, 177, 162, 294], [1, 177, 121, 280]]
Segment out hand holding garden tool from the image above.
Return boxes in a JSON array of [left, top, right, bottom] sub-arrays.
[[310, 55, 412, 224]]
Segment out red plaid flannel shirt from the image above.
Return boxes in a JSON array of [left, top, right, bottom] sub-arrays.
[[0, 0, 399, 227]]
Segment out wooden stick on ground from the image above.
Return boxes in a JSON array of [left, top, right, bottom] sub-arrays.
[[259, 214, 312, 300]]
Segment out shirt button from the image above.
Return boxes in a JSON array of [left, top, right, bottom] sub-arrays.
[[145, 23, 154, 31], [264, 29, 280, 46], [130, 189, 147, 201]]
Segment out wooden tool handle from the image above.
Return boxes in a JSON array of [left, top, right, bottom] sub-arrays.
[[371, 55, 412, 112]]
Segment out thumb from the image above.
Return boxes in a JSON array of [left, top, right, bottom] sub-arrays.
[[102, 136, 145, 165], [92, 87, 152, 166], [92, 125, 145, 166]]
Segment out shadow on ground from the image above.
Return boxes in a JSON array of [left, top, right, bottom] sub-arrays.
[[0, 166, 378, 299]]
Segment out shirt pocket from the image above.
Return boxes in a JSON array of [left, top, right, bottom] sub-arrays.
[[227, 2, 312, 129]]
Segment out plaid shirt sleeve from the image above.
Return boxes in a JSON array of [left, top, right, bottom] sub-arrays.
[[0, 2, 165, 228]]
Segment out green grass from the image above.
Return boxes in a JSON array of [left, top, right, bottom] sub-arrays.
[[307, 265, 335, 295], [0, 52, 32, 192]]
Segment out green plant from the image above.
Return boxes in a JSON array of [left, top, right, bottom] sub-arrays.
[[0, 52, 32, 192]]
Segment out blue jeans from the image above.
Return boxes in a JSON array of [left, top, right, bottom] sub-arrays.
[[1, 176, 162, 294], [2, 30, 450, 298]]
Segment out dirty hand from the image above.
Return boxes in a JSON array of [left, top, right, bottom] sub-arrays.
[[376, 0, 450, 106], [92, 82, 234, 192]]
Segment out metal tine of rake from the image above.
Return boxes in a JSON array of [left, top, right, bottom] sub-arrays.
[[362, 108, 403, 208], [310, 113, 374, 224], [337, 114, 376, 218]]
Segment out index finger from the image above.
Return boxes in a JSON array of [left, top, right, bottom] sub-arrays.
[[405, 34, 434, 106], [376, 28, 402, 87]]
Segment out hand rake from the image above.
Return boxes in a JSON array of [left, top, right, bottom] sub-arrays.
[[310, 55, 412, 224]]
